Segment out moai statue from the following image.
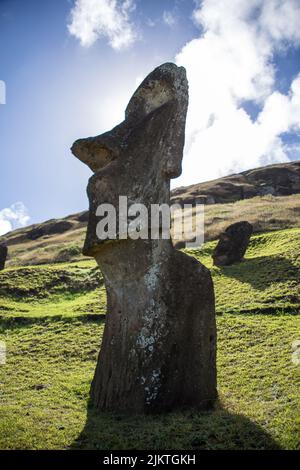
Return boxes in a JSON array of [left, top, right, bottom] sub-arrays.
[[0, 243, 8, 270], [71, 63, 217, 413], [213, 221, 253, 266]]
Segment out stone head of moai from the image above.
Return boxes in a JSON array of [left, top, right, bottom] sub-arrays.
[[71, 63, 188, 254], [71, 63, 217, 413]]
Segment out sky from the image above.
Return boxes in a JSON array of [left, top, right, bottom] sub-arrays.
[[0, 0, 300, 235]]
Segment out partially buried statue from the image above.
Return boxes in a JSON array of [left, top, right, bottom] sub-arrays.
[[0, 243, 8, 271], [71, 63, 217, 413], [213, 221, 253, 266]]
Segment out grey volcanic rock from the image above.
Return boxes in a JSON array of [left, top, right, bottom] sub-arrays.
[[27, 220, 73, 240], [173, 240, 186, 250], [0, 243, 8, 270], [171, 160, 300, 206], [71, 63, 217, 413], [76, 211, 89, 223], [213, 221, 253, 266]]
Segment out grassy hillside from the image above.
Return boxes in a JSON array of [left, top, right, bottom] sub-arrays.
[[2, 194, 300, 268], [0, 228, 299, 450]]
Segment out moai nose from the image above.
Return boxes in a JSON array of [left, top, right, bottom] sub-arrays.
[[71, 137, 117, 173]]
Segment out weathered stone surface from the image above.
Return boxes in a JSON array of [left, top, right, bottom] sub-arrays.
[[71, 63, 217, 413], [0, 243, 8, 270], [213, 221, 253, 266], [173, 240, 186, 250]]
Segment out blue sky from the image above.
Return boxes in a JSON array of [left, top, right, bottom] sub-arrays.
[[0, 0, 300, 234]]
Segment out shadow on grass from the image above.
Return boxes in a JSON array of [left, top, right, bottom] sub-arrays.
[[218, 255, 299, 292], [71, 400, 281, 450]]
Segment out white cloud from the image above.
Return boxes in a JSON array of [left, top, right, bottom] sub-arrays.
[[163, 11, 177, 27], [0, 202, 30, 236], [0, 220, 11, 237], [175, 0, 300, 185], [146, 18, 156, 28], [68, 0, 137, 50], [0, 80, 6, 105], [260, 0, 300, 45]]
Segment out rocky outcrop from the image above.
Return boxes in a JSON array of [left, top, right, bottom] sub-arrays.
[[76, 211, 89, 223], [71, 63, 217, 413], [213, 221, 253, 266], [26, 220, 73, 240], [172, 160, 300, 206], [0, 244, 8, 270]]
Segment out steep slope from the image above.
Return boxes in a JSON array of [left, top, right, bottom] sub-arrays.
[[0, 228, 299, 449], [1, 228, 299, 319]]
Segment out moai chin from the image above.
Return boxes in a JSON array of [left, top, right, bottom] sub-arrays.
[[71, 63, 217, 413]]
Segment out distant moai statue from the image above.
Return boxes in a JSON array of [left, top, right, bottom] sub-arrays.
[[213, 221, 253, 266], [72, 63, 217, 413], [0, 244, 8, 270]]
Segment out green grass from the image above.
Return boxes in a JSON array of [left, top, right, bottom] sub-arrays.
[[0, 228, 299, 449], [0, 315, 299, 450], [0, 261, 106, 320], [193, 228, 300, 315]]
